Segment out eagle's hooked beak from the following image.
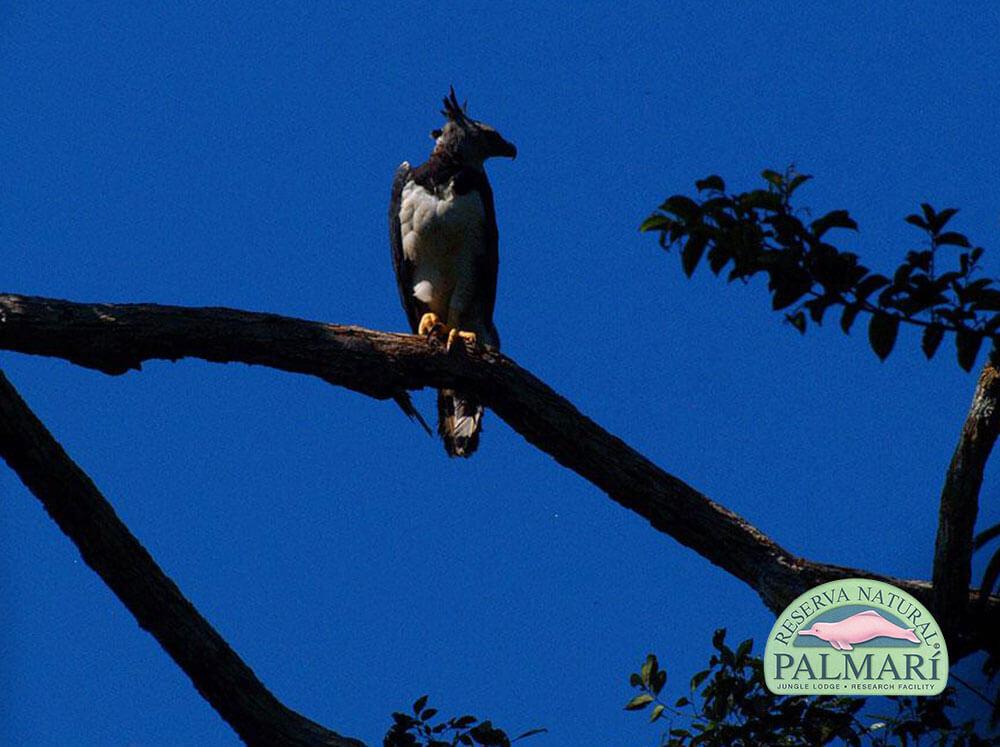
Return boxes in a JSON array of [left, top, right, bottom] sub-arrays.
[[489, 132, 517, 160]]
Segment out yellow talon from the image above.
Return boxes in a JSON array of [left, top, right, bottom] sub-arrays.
[[446, 329, 478, 352], [418, 312, 445, 338]]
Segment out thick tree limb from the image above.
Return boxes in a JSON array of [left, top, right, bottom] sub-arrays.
[[933, 357, 1000, 629], [0, 293, 997, 664], [0, 367, 364, 747]]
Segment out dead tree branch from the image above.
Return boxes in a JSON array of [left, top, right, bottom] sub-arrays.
[[933, 357, 1000, 629], [0, 367, 364, 747], [0, 293, 996, 664]]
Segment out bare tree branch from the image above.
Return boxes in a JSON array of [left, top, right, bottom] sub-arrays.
[[0, 366, 364, 747], [0, 293, 997, 664], [933, 356, 1000, 629]]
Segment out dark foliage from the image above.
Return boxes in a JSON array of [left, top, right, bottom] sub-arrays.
[[641, 168, 1000, 371], [977, 522, 1000, 611], [625, 630, 998, 746], [383, 696, 545, 747], [975, 520, 1000, 726]]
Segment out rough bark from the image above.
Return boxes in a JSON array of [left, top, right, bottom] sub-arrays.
[[0, 292, 996, 664], [933, 358, 1000, 630], [0, 368, 364, 747]]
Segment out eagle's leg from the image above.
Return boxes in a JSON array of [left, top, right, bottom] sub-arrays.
[[446, 328, 478, 352], [444, 286, 478, 352], [418, 312, 448, 340]]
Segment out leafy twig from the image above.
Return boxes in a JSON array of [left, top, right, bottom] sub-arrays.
[[641, 167, 1000, 371]]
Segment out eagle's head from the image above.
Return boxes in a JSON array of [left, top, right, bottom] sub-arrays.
[[431, 87, 517, 166]]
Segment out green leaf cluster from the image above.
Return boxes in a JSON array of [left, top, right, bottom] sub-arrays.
[[641, 168, 1000, 370]]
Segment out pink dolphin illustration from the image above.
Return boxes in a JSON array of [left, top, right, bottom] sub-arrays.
[[796, 610, 920, 650]]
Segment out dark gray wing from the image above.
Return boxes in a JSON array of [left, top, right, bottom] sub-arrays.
[[463, 169, 500, 349], [388, 162, 432, 434], [389, 162, 421, 333], [477, 175, 500, 334]]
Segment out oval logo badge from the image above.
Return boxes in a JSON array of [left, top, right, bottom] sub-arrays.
[[763, 578, 948, 696]]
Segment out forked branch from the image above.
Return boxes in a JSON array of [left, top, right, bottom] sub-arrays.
[[933, 357, 1000, 628], [0, 294, 996, 703]]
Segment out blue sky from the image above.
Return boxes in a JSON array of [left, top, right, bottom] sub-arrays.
[[2, 2, 999, 744]]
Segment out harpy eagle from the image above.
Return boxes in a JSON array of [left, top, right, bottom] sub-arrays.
[[389, 89, 516, 457]]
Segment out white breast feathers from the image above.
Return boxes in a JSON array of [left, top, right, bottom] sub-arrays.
[[398, 179, 485, 317]]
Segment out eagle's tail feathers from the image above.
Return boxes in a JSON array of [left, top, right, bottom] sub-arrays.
[[437, 389, 483, 457]]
